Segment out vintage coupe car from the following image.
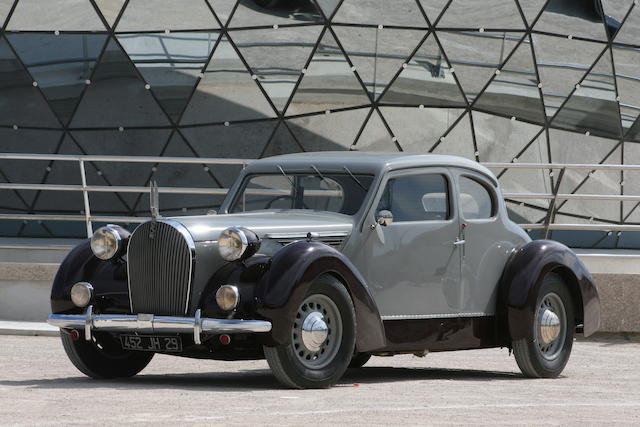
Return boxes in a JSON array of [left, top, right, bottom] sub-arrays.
[[48, 152, 600, 388]]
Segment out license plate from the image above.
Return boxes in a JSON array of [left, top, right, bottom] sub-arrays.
[[120, 335, 182, 352]]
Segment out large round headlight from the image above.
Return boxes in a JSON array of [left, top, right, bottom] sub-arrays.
[[218, 227, 260, 261], [90, 225, 127, 260]]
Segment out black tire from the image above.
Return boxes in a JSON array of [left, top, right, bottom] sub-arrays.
[[512, 273, 575, 378], [61, 331, 154, 379], [349, 352, 371, 369], [264, 275, 356, 389]]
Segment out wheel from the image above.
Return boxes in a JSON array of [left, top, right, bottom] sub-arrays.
[[60, 331, 154, 379], [264, 275, 356, 389], [349, 352, 371, 369], [512, 273, 575, 378]]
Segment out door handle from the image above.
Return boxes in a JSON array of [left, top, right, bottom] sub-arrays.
[[453, 238, 466, 246]]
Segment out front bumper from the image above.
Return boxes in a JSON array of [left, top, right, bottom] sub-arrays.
[[47, 306, 272, 345]]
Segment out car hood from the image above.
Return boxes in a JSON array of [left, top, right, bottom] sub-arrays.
[[169, 211, 354, 243]]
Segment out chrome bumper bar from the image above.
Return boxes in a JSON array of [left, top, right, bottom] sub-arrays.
[[47, 306, 272, 345]]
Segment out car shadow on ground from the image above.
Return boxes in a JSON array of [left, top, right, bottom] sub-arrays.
[[0, 366, 526, 391]]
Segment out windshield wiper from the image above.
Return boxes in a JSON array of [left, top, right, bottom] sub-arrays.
[[343, 166, 368, 191], [277, 165, 294, 186]]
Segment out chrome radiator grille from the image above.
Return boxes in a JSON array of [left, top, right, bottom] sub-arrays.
[[127, 220, 193, 316]]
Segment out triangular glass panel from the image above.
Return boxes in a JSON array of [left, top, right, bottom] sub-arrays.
[[7, 33, 107, 126], [380, 106, 465, 152], [380, 33, 466, 108], [532, 34, 604, 118], [0, 0, 15, 28], [229, 0, 322, 28], [429, 112, 476, 159], [70, 39, 170, 128], [352, 109, 399, 151], [626, 116, 640, 142], [206, 0, 236, 26], [416, 0, 450, 25], [0, 36, 60, 128], [552, 49, 620, 138], [437, 31, 524, 103], [117, 31, 219, 122], [473, 112, 542, 162], [333, 26, 424, 100], [600, 0, 634, 39], [94, 0, 126, 29], [230, 26, 323, 112], [473, 39, 545, 123], [333, 0, 427, 27], [622, 107, 640, 141], [6, 0, 106, 31], [555, 145, 622, 223], [262, 122, 304, 157], [547, 128, 620, 222], [116, 0, 219, 32], [532, 0, 608, 41], [287, 108, 370, 151], [437, 0, 525, 29], [613, 1, 640, 44], [613, 45, 640, 137], [180, 35, 277, 125], [498, 130, 551, 208], [71, 128, 172, 207], [286, 31, 370, 116], [315, 0, 341, 20], [515, 0, 546, 27], [505, 201, 549, 227], [0, 128, 65, 208]]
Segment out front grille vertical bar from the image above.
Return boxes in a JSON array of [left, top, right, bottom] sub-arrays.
[[127, 220, 195, 316]]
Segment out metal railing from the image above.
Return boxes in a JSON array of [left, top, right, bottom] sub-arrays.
[[1, 153, 639, 240]]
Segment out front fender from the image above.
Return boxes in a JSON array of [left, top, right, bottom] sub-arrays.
[[498, 240, 601, 342], [51, 240, 131, 314], [255, 241, 386, 352]]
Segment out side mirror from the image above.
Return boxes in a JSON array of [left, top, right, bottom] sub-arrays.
[[376, 210, 393, 226]]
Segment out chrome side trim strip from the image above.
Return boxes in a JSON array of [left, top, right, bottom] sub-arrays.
[[48, 307, 272, 336], [264, 231, 350, 239], [381, 312, 493, 320]]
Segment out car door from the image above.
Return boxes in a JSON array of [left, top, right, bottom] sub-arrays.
[[352, 167, 462, 317], [453, 170, 508, 314]]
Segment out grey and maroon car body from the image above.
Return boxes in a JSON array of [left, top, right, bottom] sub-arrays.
[[48, 152, 601, 388]]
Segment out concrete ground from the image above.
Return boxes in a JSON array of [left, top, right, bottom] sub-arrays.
[[1, 336, 639, 426]]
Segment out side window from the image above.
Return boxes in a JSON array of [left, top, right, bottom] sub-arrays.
[[377, 174, 449, 222], [458, 176, 495, 219]]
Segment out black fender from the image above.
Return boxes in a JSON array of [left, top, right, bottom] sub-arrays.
[[255, 241, 386, 353], [51, 240, 131, 315], [497, 240, 601, 343]]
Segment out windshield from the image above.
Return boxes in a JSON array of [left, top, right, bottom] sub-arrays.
[[230, 171, 374, 215]]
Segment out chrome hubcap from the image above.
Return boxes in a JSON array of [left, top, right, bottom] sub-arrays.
[[535, 292, 566, 360], [301, 311, 328, 352], [291, 294, 342, 369]]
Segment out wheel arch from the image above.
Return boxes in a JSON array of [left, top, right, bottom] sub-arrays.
[[255, 241, 386, 352], [497, 239, 601, 343]]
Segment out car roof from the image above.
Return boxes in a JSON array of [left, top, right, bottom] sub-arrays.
[[248, 151, 496, 183]]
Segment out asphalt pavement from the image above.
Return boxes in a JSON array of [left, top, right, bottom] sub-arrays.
[[1, 335, 639, 426]]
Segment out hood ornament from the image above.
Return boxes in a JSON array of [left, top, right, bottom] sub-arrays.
[[150, 180, 161, 221]]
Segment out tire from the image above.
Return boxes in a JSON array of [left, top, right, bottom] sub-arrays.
[[512, 273, 575, 378], [61, 331, 154, 379], [264, 275, 356, 389], [349, 352, 371, 369]]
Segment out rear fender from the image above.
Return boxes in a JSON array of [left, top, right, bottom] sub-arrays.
[[497, 240, 601, 342]]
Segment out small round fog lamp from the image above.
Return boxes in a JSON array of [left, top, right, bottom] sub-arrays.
[[216, 285, 240, 311], [70, 282, 94, 308]]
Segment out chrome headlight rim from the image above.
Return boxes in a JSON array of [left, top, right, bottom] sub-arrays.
[[70, 282, 94, 308], [90, 225, 127, 260], [218, 227, 249, 261]]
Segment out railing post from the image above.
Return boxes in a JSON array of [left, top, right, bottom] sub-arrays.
[[543, 167, 566, 239], [78, 159, 93, 238]]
